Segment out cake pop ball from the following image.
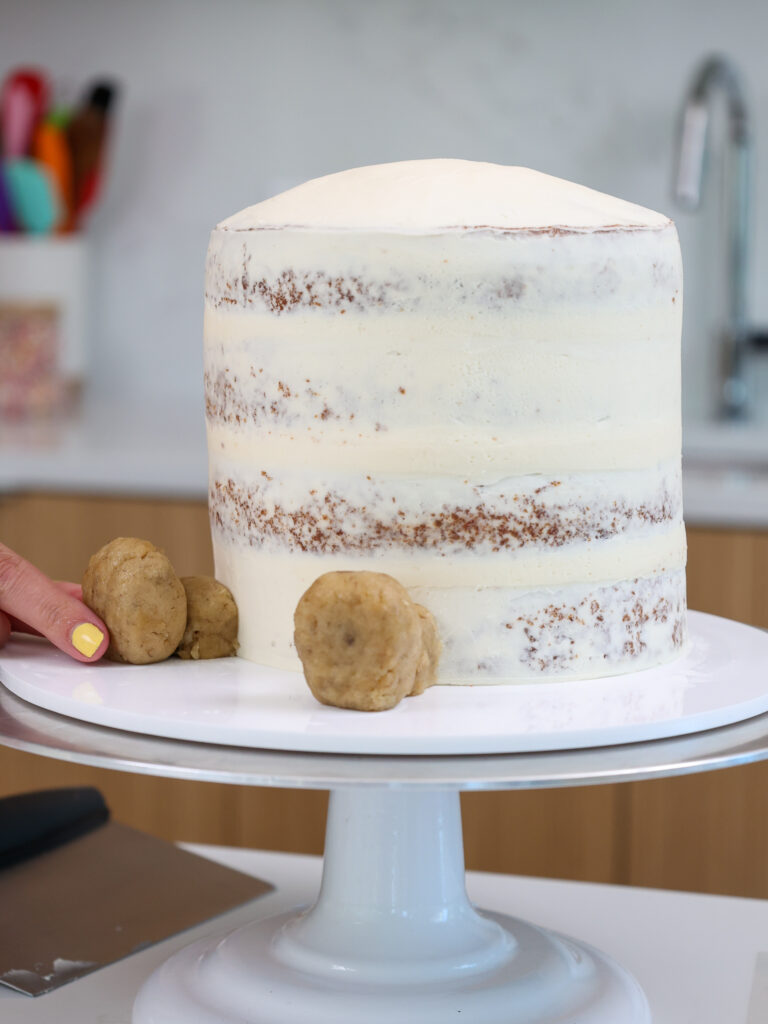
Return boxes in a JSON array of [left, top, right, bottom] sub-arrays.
[[294, 571, 427, 712], [176, 575, 239, 660], [410, 603, 441, 696], [82, 537, 186, 664]]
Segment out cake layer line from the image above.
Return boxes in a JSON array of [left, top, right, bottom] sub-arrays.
[[209, 459, 682, 557], [203, 308, 680, 454], [206, 223, 681, 314], [204, 305, 679, 339], [206, 426, 681, 476], [209, 526, 686, 591], [212, 532, 686, 681]]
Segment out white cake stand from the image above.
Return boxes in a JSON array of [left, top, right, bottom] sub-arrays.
[[1, 611, 768, 1024]]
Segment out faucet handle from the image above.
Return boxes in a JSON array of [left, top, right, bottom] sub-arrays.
[[675, 102, 709, 209]]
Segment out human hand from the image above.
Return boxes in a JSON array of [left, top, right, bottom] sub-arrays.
[[0, 543, 108, 661]]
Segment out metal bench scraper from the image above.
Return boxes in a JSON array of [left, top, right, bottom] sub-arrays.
[[0, 786, 273, 996]]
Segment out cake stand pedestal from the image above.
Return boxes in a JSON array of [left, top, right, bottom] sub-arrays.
[[2, 616, 768, 1023], [132, 786, 647, 1023]]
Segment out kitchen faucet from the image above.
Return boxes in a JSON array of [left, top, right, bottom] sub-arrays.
[[674, 54, 765, 420]]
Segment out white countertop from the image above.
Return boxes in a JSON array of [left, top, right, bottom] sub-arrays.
[[683, 420, 768, 528], [0, 397, 209, 500], [0, 843, 765, 1023], [1, 402, 766, 527]]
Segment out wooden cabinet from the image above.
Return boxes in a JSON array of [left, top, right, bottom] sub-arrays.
[[1, 493, 767, 897]]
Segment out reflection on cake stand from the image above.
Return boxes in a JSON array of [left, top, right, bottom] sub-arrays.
[[2, 612, 768, 1023]]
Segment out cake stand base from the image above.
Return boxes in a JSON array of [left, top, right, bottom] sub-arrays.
[[133, 789, 650, 1023]]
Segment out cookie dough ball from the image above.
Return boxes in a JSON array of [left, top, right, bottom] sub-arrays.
[[294, 571, 423, 712], [176, 576, 239, 660], [409, 603, 441, 696], [82, 537, 186, 664]]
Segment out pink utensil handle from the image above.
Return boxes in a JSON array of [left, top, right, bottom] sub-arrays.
[[2, 82, 36, 158], [15, 69, 50, 121]]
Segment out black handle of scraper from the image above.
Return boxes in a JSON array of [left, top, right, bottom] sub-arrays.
[[0, 787, 109, 870]]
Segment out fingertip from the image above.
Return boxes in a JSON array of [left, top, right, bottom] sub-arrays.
[[71, 621, 109, 662]]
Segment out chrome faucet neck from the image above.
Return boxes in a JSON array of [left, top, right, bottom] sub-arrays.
[[674, 54, 752, 421]]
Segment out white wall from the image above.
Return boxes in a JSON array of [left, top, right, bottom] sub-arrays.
[[3, 0, 768, 422]]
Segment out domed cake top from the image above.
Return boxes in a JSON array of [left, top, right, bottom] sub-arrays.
[[218, 159, 671, 234]]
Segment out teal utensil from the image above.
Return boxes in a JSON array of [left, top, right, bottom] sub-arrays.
[[2, 158, 60, 234]]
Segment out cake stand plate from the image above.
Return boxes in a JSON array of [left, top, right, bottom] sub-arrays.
[[0, 611, 766, 756], [3, 614, 768, 1024]]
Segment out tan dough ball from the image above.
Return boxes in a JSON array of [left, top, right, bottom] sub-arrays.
[[294, 571, 423, 712], [409, 603, 442, 696], [176, 576, 239, 660], [82, 537, 187, 665]]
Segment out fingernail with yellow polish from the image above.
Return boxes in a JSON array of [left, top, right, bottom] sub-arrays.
[[72, 623, 104, 659]]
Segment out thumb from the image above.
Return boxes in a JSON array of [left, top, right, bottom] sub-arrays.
[[0, 544, 108, 663]]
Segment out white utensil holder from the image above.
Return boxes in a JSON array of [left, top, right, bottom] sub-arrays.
[[0, 235, 88, 419]]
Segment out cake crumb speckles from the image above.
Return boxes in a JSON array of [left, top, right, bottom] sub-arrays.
[[206, 260, 547, 315], [509, 575, 686, 675], [204, 368, 353, 429], [206, 243, 407, 314], [209, 472, 680, 556], [249, 268, 397, 315], [205, 223, 680, 318], [414, 569, 687, 682]]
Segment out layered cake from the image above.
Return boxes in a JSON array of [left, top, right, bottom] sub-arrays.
[[204, 159, 686, 682]]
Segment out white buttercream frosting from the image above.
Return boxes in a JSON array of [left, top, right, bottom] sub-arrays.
[[218, 159, 671, 233], [204, 160, 686, 683]]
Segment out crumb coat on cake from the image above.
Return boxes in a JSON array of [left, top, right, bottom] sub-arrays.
[[204, 159, 686, 683]]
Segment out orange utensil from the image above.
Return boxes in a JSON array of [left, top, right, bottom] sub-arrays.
[[32, 118, 72, 231]]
